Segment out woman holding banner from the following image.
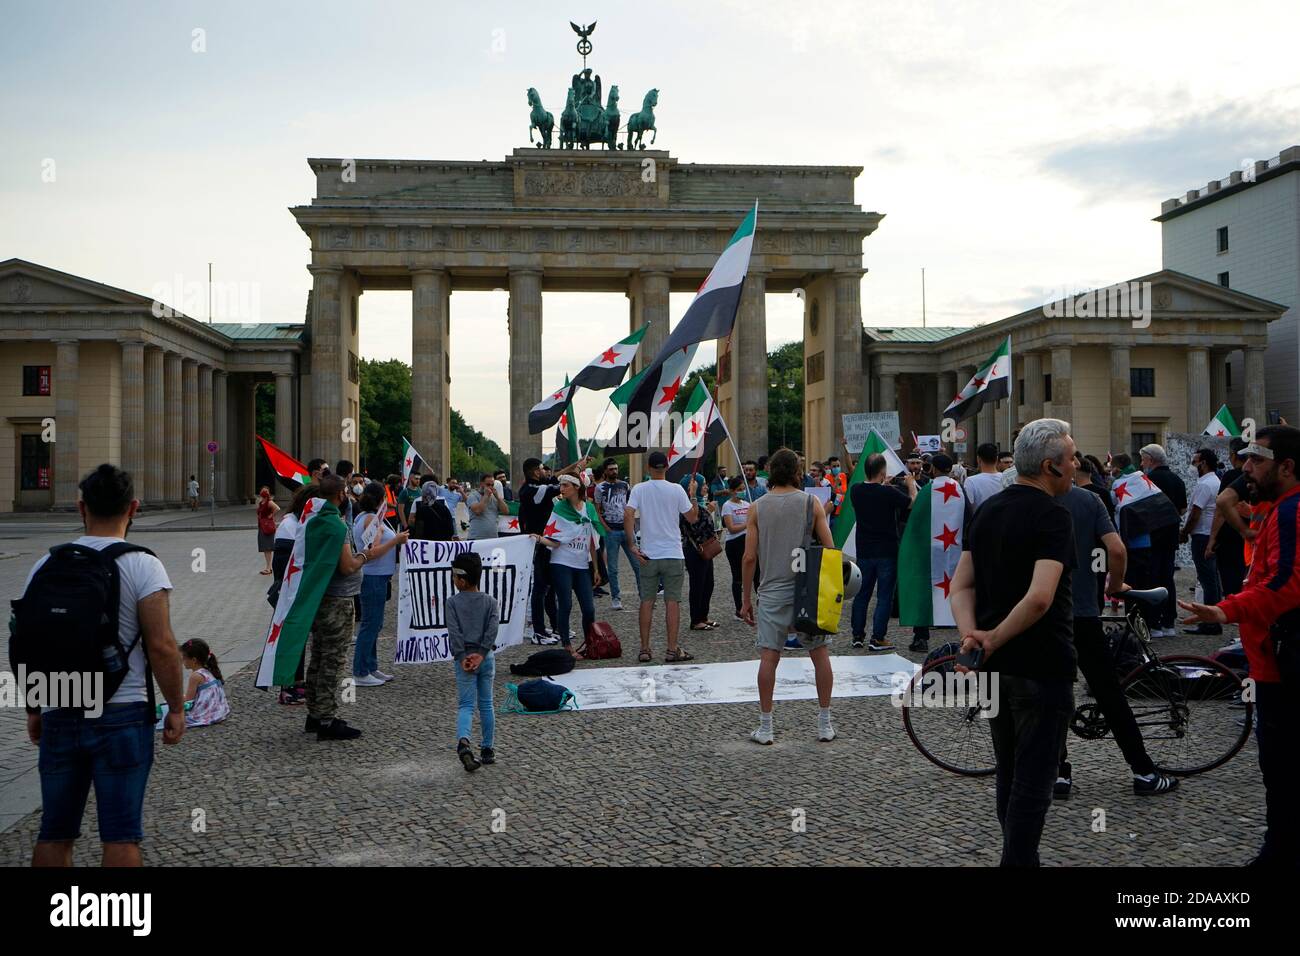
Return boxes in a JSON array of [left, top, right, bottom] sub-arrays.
[[352, 482, 409, 687], [536, 474, 604, 659]]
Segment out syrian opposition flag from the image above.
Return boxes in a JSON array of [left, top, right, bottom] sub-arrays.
[[497, 499, 522, 534], [617, 205, 755, 450], [257, 436, 310, 489], [570, 326, 648, 392], [943, 336, 1011, 423], [530, 381, 576, 435], [400, 437, 425, 482], [665, 380, 728, 481], [1203, 404, 1241, 438], [254, 498, 346, 688], [553, 376, 581, 468], [603, 345, 698, 453], [834, 428, 906, 559], [898, 476, 966, 628], [1112, 469, 1179, 539]]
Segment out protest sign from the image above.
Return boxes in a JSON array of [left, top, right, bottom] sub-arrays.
[[843, 411, 900, 453]]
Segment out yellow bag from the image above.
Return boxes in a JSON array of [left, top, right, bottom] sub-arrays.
[[794, 544, 846, 637]]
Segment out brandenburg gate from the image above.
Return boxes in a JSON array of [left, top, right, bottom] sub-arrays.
[[291, 150, 881, 476]]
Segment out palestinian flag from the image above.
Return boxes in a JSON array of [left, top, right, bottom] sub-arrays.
[[257, 436, 310, 489], [554, 377, 580, 468], [570, 326, 648, 392], [898, 477, 966, 627], [834, 428, 906, 558], [603, 345, 698, 453], [617, 205, 756, 450], [665, 380, 727, 481], [1112, 470, 1179, 540], [942, 336, 1011, 423], [400, 437, 424, 483], [1203, 404, 1241, 438], [497, 499, 522, 534], [530, 381, 576, 435], [254, 498, 347, 688]]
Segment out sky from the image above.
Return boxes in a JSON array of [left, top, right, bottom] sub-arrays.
[[3, 0, 1299, 450]]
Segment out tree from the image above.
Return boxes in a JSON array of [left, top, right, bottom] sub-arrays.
[[766, 340, 804, 454]]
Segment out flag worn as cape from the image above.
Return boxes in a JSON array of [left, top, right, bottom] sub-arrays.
[[834, 428, 906, 558], [1203, 404, 1241, 438], [942, 336, 1011, 423], [616, 205, 755, 450], [254, 498, 346, 688], [665, 380, 727, 482], [570, 326, 648, 392], [898, 477, 966, 627], [1112, 470, 1180, 541], [257, 436, 310, 489]]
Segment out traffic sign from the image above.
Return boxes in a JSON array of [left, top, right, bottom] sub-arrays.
[[206, 440, 219, 454]]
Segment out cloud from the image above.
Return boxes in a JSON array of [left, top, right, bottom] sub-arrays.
[[1039, 96, 1300, 201]]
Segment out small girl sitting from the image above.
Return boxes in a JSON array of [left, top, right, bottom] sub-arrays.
[[180, 639, 231, 727]]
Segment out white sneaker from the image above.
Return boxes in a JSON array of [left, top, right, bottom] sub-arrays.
[[611, 597, 623, 611], [818, 723, 836, 743], [353, 674, 385, 687], [371, 670, 394, 683], [750, 727, 774, 745]]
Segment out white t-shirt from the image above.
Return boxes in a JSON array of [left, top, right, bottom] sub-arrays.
[[1190, 471, 1219, 535], [25, 535, 173, 707], [187, 479, 199, 498], [274, 512, 300, 543], [628, 479, 693, 560], [964, 471, 1004, 510], [720, 498, 751, 542]]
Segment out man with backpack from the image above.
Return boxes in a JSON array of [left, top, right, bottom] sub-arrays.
[[13, 464, 186, 867]]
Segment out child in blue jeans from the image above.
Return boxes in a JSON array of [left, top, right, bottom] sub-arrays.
[[447, 551, 498, 772]]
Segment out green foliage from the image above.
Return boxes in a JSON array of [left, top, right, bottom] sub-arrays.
[[254, 383, 276, 445], [450, 409, 509, 481], [767, 340, 805, 454]]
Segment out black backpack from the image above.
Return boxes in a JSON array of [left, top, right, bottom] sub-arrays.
[[9, 541, 155, 709], [410, 498, 455, 541], [509, 648, 576, 677]]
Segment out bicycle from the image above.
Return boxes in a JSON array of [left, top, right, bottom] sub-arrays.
[[901, 587, 1253, 777]]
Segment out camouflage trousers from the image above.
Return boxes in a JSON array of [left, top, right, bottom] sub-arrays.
[[306, 595, 355, 721]]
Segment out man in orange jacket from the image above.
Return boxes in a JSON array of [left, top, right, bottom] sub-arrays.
[[1181, 425, 1300, 867]]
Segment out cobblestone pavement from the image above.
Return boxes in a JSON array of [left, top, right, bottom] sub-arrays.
[[0, 527, 1266, 866]]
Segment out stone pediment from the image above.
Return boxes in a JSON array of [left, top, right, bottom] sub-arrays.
[[1142, 271, 1291, 315], [0, 259, 152, 309]]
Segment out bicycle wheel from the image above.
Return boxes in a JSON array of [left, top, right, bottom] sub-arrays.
[[1120, 654, 1252, 776], [901, 655, 996, 777]]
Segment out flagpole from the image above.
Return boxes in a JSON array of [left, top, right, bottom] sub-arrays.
[[580, 398, 615, 463], [1006, 336, 1014, 452]]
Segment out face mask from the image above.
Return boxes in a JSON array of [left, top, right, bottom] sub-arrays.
[[352, 483, 364, 496]]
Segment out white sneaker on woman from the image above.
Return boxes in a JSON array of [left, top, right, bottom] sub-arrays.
[[371, 670, 394, 683], [352, 674, 385, 687]]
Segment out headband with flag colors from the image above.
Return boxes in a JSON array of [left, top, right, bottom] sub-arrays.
[[257, 436, 311, 486], [943, 336, 1011, 423], [834, 428, 906, 558], [1203, 404, 1241, 438], [569, 325, 648, 392], [665, 380, 729, 482], [614, 204, 756, 451]]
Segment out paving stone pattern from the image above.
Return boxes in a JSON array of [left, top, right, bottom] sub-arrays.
[[0, 524, 1266, 866]]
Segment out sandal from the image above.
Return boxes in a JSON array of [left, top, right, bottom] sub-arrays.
[[665, 647, 695, 663], [638, 649, 653, 663], [690, 623, 712, 631]]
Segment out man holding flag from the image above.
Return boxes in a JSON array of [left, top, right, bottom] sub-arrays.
[[843, 442, 915, 651]]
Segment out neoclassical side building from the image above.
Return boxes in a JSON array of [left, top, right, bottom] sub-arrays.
[[860, 270, 1284, 459], [0, 259, 307, 512]]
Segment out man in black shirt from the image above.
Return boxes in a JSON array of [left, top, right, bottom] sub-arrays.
[[849, 454, 916, 651], [1140, 444, 1187, 631], [518, 456, 586, 643], [951, 418, 1078, 867]]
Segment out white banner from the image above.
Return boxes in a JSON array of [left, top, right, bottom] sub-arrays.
[[914, 434, 942, 454], [843, 411, 900, 453], [395, 535, 536, 664]]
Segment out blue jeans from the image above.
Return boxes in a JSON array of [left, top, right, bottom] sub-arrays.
[[37, 702, 154, 844], [454, 653, 495, 748], [1190, 533, 1223, 608], [353, 573, 390, 677], [550, 561, 596, 646], [851, 556, 897, 640], [604, 529, 640, 601]]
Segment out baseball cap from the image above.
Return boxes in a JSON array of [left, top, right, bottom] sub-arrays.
[[648, 451, 669, 469]]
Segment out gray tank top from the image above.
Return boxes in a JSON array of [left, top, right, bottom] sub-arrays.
[[753, 490, 812, 589]]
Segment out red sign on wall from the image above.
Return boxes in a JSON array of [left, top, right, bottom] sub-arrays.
[[37, 466, 50, 489], [38, 366, 51, 395]]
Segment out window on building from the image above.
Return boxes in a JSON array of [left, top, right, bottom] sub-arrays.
[[20, 434, 51, 490], [1018, 378, 1025, 405], [1130, 368, 1155, 397], [22, 365, 51, 396], [1225, 360, 1232, 390], [1132, 432, 1157, 459], [1218, 271, 1230, 288], [1044, 374, 1052, 403], [1217, 226, 1229, 253]]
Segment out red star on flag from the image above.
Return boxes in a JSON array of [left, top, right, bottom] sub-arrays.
[[302, 500, 316, 517], [285, 558, 300, 586], [689, 419, 701, 436], [559, 412, 568, 428], [659, 376, 682, 406], [600, 347, 619, 364], [666, 445, 681, 461], [267, 622, 282, 645], [935, 571, 953, 598], [544, 521, 560, 537], [508, 518, 519, 530], [937, 479, 962, 504], [1140, 474, 1157, 489], [972, 377, 985, 388], [552, 390, 565, 401], [934, 524, 959, 550], [952, 393, 965, 405], [1114, 481, 1131, 502]]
